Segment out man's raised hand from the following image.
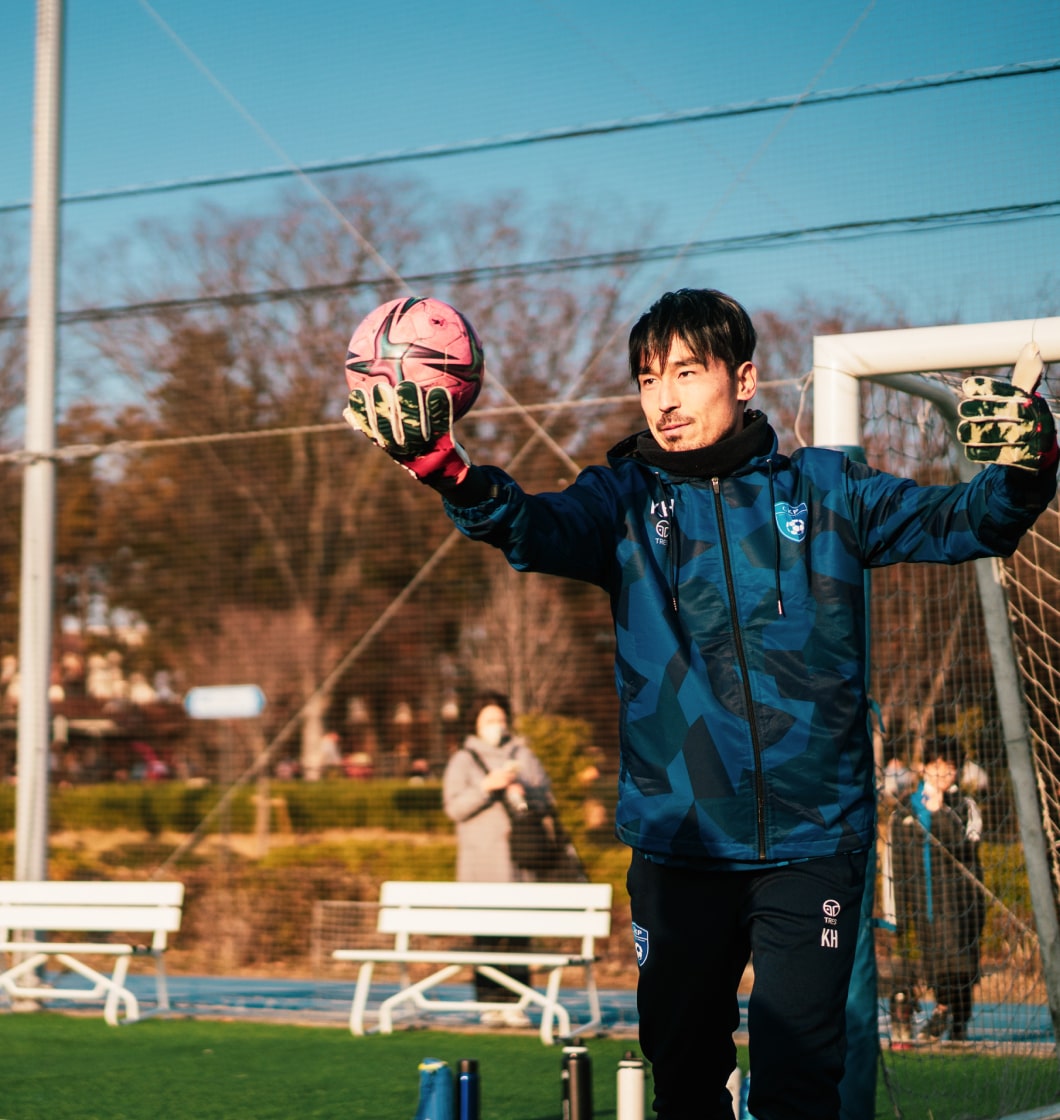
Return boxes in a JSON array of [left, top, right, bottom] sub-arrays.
[[957, 343, 1057, 472], [343, 380, 472, 489]]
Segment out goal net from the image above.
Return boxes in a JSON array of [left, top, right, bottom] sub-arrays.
[[813, 320, 1060, 1118]]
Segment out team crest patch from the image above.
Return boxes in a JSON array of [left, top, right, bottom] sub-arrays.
[[632, 921, 649, 967], [774, 501, 808, 542]]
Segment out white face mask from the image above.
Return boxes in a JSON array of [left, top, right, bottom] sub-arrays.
[[477, 721, 508, 749], [475, 704, 510, 749]]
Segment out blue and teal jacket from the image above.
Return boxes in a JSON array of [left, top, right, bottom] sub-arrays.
[[443, 415, 1054, 865]]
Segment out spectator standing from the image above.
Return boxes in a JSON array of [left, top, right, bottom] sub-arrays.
[[442, 692, 553, 1026], [891, 737, 986, 1041]]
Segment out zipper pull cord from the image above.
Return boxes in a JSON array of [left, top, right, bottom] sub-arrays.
[[767, 462, 785, 617], [667, 484, 679, 613]]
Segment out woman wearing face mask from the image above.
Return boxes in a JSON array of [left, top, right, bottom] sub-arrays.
[[442, 691, 554, 1026]]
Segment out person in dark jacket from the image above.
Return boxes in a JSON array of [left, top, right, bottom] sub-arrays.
[[343, 288, 1057, 1120], [891, 737, 987, 1042]]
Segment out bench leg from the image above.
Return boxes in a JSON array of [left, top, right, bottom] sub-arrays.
[[153, 954, 171, 1013], [11, 953, 140, 1026], [0, 951, 51, 1008], [100, 955, 139, 1026], [582, 964, 603, 1037], [349, 962, 375, 1036], [475, 965, 572, 1045], [537, 966, 571, 1046], [377, 965, 464, 1034]]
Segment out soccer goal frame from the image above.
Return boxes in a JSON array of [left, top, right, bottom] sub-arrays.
[[812, 317, 1060, 1065]]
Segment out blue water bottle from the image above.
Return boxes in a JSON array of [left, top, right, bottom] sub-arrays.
[[413, 1057, 454, 1120], [455, 1058, 480, 1120]]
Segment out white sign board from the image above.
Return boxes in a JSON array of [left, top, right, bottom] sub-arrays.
[[184, 684, 266, 720]]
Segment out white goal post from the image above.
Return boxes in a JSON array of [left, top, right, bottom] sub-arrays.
[[811, 317, 1060, 1067], [813, 318, 1060, 448]]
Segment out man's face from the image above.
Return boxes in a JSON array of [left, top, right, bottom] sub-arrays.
[[637, 338, 757, 451]]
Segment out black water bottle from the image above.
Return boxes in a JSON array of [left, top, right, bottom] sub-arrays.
[[455, 1058, 480, 1120], [561, 1044, 593, 1120]]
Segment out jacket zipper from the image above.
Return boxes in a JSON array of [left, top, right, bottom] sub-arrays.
[[712, 476, 769, 860]]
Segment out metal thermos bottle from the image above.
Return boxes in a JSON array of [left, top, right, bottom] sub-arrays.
[[616, 1051, 645, 1120], [561, 1044, 593, 1120], [455, 1058, 480, 1120]]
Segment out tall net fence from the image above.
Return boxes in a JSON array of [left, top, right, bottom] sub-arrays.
[[863, 370, 1060, 1117], [1005, 500, 1060, 899], [3, 7, 1060, 1114], [1, 342, 1058, 1116]]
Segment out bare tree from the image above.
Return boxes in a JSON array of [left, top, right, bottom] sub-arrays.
[[58, 173, 638, 771], [460, 559, 579, 715]]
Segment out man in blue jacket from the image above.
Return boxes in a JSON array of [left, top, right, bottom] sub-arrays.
[[345, 288, 1056, 1119]]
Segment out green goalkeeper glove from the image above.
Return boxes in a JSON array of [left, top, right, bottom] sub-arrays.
[[956, 344, 1057, 473], [343, 380, 472, 489]]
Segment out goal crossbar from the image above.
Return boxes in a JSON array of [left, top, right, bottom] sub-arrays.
[[813, 317, 1060, 447]]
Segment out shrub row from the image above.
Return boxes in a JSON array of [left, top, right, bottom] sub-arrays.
[[0, 779, 447, 836]]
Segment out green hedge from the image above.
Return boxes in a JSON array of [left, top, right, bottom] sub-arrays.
[[0, 779, 447, 835], [0, 778, 1038, 946]]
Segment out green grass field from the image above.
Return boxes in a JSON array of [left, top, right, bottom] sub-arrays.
[[0, 1013, 1057, 1119]]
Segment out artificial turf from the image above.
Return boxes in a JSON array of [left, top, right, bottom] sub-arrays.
[[0, 1013, 638, 1119], [0, 1012, 1057, 1119]]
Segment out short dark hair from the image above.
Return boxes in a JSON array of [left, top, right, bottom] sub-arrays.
[[470, 691, 511, 721], [923, 736, 961, 768], [628, 288, 757, 382]]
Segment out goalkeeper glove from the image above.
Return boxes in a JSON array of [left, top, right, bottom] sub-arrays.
[[343, 380, 472, 489], [956, 344, 1057, 472]]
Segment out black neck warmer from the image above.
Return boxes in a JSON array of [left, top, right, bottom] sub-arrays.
[[635, 409, 773, 478]]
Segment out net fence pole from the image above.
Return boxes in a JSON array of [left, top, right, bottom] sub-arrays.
[[15, 0, 64, 884], [965, 506, 1060, 1064]]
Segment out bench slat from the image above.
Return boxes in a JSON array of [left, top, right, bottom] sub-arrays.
[[0, 941, 136, 955], [0, 882, 184, 906], [378, 907, 609, 939], [379, 881, 610, 910], [0, 904, 182, 933], [333, 950, 588, 966]]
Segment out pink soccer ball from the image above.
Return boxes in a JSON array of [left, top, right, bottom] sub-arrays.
[[344, 296, 485, 420]]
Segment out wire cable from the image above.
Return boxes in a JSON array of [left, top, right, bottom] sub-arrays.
[[3, 198, 1053, 332], [0, 58, 1055, 216]]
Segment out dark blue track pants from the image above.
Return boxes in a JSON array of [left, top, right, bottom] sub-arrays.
[[627, 849, 869, 1120]]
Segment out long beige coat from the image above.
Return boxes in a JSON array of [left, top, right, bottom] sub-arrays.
[[442, 734, 552, 882]]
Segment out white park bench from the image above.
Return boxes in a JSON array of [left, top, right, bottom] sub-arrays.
[[332, 880, 613, 1045], [0, 880, 185, 1026]]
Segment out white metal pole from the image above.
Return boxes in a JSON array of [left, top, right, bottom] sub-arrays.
[[813, 318, 1060, 449], [16, 0, 64, 883], [814, 318, 1060, 378], [811, 362, 862, 448]]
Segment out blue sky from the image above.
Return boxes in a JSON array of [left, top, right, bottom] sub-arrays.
[[2, 0, 1059, 327]]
